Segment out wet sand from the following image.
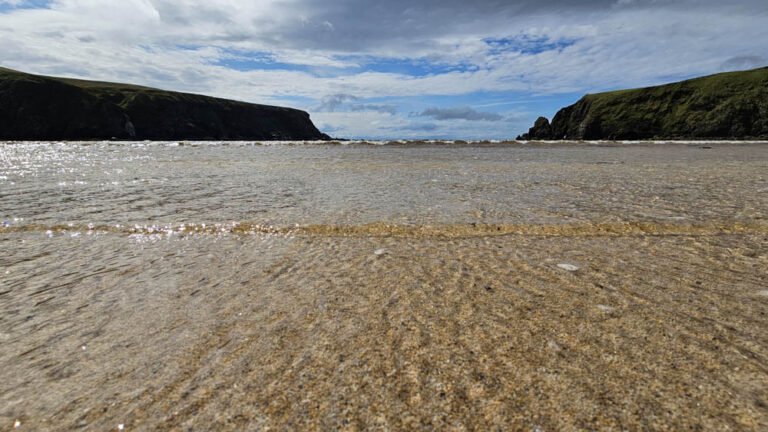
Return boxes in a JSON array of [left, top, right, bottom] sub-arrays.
[[1, 141, 768, 430]]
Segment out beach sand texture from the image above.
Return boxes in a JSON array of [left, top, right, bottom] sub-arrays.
[[1, 141, 767, 430]]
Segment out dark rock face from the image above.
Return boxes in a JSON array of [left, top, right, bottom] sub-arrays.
[[518, 66, 768, 140], [516, 116, 552, 140], [0, 68, 330, 141]]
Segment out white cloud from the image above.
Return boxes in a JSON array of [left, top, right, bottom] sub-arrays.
[[415, 106, 504, 122], [0, 1, 766, 138]]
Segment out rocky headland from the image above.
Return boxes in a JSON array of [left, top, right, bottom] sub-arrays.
[[0, 67, 330, 141], [519, 67, 768, 140]]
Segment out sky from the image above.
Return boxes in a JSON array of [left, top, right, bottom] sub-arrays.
[[0, 0, 766, 139]]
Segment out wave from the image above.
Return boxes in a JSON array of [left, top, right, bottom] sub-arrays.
[[2, 221, 766, 239], [3, 139, 768, 147]]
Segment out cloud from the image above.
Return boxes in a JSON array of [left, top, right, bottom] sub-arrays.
[[401, 123, 438, 131], [316, 93, 359, 112], [315, 95, 398, 115], [311, 111, 522, 139], [414, 106, 504, 121], [349, 104, 398, 115], [720, 55, 766, 72], [0, 0, 767, 138]]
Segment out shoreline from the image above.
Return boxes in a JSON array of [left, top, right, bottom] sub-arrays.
[[3, 139, 768, 147]]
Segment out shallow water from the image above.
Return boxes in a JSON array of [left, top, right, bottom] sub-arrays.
[[1, 141, 768, 431], [3, 140, 768, 228]]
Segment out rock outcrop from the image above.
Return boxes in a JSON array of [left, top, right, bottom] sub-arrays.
[[0, 67, 330, 141], [521, 117, 553, 140], [518, 66, 768, 140]]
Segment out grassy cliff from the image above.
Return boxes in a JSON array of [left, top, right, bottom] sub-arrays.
[[0, 67, 329, 140], [518, 67, 768, 140]]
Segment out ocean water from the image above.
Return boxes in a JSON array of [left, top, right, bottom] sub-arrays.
[[2, 141, 768, 430], [3, 140, 768, 228]]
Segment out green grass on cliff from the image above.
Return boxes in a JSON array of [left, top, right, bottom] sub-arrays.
[[0, 67, 326, 140], [0, 67, 154, 91], [571, 67, 768, 139], [0, 67, 280, 110]]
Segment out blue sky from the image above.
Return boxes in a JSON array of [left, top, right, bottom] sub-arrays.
[[0, 0, 766, 139]]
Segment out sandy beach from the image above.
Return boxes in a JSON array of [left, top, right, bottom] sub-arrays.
[[1, 141, 767, 430]]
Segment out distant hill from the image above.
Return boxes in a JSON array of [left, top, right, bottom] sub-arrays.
[[0, 67, 330, 140], [518, 67, 768, 140]]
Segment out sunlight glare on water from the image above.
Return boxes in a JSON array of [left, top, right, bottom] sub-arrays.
[[1, 140, 768, 430], [2, 140, 768, 231]]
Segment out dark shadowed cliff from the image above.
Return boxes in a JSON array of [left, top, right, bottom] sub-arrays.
[[0, 68, 330, 141], [518, 67, 768, 140]]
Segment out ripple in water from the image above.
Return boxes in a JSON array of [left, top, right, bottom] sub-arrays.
[[2, 141, 768, 430]]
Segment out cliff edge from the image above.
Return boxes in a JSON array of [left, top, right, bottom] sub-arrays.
[[0, 67, 330, 141], [518, 67, 768, 140]]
